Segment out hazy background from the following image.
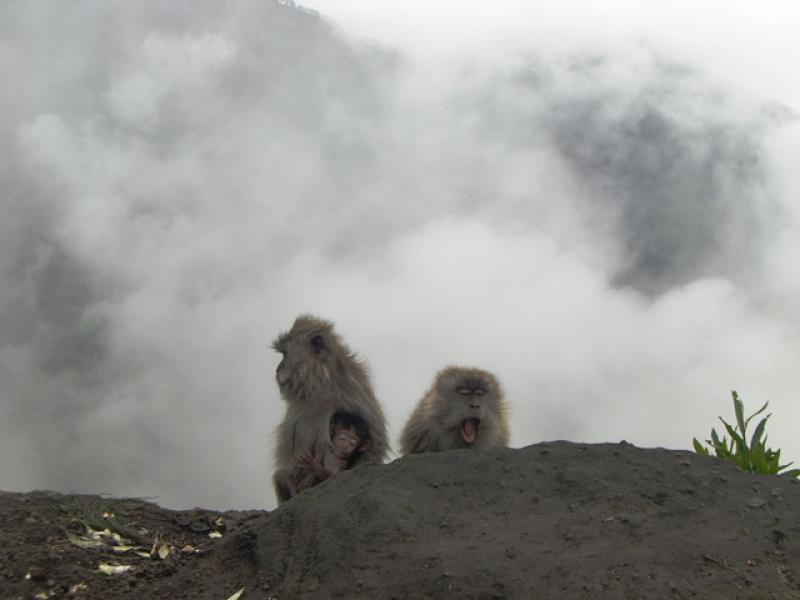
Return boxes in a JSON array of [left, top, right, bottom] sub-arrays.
[[2, 0, 799, 510]]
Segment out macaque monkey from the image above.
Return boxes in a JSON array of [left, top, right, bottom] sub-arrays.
[[295, 411, 371, 491], [271, 315, 389, 504], [399, 366, 510, 455]]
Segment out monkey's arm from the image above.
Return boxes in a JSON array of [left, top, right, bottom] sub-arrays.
[[399, 416, 438, 454], [273, 468, 297, 504]]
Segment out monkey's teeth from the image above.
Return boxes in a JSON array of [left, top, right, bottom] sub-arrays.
[[461, 419, 478, 444]]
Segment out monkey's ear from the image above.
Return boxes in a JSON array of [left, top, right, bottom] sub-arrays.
[[358, 439, 371, 452], [310, 334, 326, 355]]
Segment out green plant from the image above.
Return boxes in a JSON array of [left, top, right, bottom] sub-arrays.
[[693, 390, 800, 478]]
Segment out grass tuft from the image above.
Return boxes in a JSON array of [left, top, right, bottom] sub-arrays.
[[693, 390, 799, 478]]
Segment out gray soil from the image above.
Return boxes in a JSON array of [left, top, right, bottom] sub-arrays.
[[2, 441, 799, 599]]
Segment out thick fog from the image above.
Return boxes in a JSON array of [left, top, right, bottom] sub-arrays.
[[2, 1, 799, 510]]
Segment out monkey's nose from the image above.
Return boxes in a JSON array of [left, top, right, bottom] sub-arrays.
[[470, 402, 481, 410]]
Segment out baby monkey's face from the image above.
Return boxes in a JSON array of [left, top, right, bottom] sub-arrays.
[[331, 425, 362, 459]]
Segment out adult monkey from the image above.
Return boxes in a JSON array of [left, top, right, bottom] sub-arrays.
[[399, 366, 510, 455], [271, 315, 389, 504]]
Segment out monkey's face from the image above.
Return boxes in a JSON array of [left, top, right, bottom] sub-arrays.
[[453, 381, 486, 445], [330, 425, 362, 459], [441, 377, 496, 446], [271, 316, 340, 402]]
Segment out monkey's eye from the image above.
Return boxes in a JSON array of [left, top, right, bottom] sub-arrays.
[[474, 389, 486, 396], [310, 334, 326, 355], [457, 387, 471, 395]]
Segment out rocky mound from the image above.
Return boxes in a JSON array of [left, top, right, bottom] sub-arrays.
[[2, 442, 799, 599]]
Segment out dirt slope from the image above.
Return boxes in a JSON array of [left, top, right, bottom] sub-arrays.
[[2, 441, 799, 599]]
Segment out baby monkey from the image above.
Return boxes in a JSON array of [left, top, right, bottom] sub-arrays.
[[295, 411, 371, 491]]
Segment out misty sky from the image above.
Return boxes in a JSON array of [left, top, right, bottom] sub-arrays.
[[2, 1, 800, 510]]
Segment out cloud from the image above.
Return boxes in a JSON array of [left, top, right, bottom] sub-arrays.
[[2, 1, 800, 509]]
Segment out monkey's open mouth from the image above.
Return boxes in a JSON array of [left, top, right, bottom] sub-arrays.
[[461, 418, 480, 444]]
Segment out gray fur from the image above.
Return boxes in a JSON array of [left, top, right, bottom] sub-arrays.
[[271, 315, 389, 503], [399, 366, 510, 455]]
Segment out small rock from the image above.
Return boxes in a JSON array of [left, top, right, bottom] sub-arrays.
[[746, 497, 765, 509]]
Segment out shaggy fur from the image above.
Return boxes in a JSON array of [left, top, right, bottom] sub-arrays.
[[271, 315, 389, 503], [399, 366, 510, 455]]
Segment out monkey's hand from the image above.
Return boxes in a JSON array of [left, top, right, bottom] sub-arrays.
[[298, 451, 333, 480], [297, 450, 322, 470]]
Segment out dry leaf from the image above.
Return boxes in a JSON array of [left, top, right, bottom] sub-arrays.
[[66, 532, 106, 550], [98, 563, 133, 576], [157, 543, 170, 560]]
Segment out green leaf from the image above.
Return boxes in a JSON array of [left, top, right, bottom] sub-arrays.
[[693, 438, 709, 455], [750, 444, 771, 473], [732, 391, 745, 435], [721, 421, 746, 452], [744, 401, 770, 430], [749, 417, 768, 450]]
